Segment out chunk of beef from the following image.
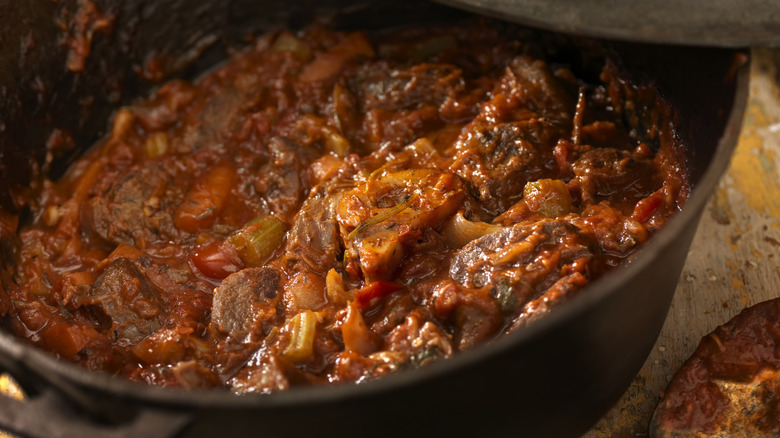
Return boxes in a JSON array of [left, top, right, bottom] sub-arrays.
[[503, 56, 576, 126], [80, 258, 164, 345], [572, 147, 659, 205], [449, 219, 596, 311], [431, 281, 503, 350], [449, 119, 561, 215], [210, 267, 281, 341], [253, 137, 310, 221], [177, 87, 250, 154], [351, 62, 464, 111], [283, 187, 344, 276], [383, 313, 453, 366], [570, 203, 649, 256], [170, 360, 221, 389], [84, 162, 183, 248], [229, 351, 313, 394], [506, 271, 588, 332], [281, 182, 349, 313]]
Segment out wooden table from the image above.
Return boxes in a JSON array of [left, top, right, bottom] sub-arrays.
[[585, 47, 780, 437]]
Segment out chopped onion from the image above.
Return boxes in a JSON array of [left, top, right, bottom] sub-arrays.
[[523, 179, 573, 218], [271, 31, 312, 61], [442, 212, 504, 248]]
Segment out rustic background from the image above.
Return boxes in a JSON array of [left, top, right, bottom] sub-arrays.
[[586, 47, 780, 437]]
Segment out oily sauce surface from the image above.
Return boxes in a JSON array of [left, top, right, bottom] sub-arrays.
[[5, 21, 688, 391]]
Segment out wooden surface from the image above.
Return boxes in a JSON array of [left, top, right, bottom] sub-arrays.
[[585, 47, 780, 437], [2, 48, 779, 438]]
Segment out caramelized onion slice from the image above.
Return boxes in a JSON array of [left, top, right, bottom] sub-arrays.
[[442, 212, 505, 248]]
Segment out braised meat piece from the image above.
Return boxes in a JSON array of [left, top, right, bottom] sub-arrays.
[[76, 258, 164, 345], [502, 56, 576, 126], [449, 220, 596, 307], [352, 62, 464, 111], [283, 186, 345, 277], [572, 147, 660, 206], [84, 162, 183, 248], [449, 119, 561, 215], [254, 137, 312, 221], [210, 267, 281, 342]]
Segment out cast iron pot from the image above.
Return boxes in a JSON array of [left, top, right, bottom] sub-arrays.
[[0, 0, 749, 437]]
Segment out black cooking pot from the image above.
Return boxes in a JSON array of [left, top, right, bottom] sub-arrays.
[[0, 1, 749, 437]]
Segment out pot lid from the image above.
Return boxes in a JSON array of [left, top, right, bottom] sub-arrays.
[[432, 0, 780, 47]]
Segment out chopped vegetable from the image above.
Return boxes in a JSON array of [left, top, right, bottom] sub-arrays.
[[405, 137, 438, 161], [283, 310, 318, 363], [326, 268, 350, 305], [144, 132, 169, 158], [342, 300, 380, 355], [442, 212, 505, 248], [332, 83, 357, 136], [271, 31, 312, 61], [631, 188, 666, 223], [174, 163, 236, 233], [109, 108, 135, 141], [323, 126, 351, 157], [348, 192, 419, 240], [300, 32, 375, 82], [191, 242, 241, 280], [227, 215, 287, 268], [523, 179, 573, 218], [354, 280, 403, 309]]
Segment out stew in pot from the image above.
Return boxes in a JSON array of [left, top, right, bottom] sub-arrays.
[[3, 19, 689, 391]]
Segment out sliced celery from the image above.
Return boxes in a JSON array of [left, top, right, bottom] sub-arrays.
[[284, 310, 317, 363], [228, 215, 286, 267]]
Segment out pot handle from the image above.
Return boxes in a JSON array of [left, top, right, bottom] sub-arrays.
[[0, 386, 192, 438], [0, 333, 193, 438]]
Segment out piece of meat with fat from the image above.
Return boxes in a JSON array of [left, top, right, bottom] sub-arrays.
[[283, 186, 344, 276], [572, 147, 659, 205], [77, 257, 164, 346], [501, 55, 576, 126], [210, 267, 281, 342], [281, 182, 349, 312], [230, 351, 315, 394], [431, 282, 503, 350], [449, 219, 596, 313], [449, 119, 562, 215], [351, 62, 464, 111], [84, 161, 184, 248], [254, 137, 312, 221], [383, 313, 453, 366], [506, 271, 588, 332]]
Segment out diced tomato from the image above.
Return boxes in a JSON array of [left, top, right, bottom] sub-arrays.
[[354, 280, 403, 309], [191, 243, 241, 280], [632, 191, 664, 223]]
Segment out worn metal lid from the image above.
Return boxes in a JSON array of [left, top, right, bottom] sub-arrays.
[[432, 0, 780, 47]]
